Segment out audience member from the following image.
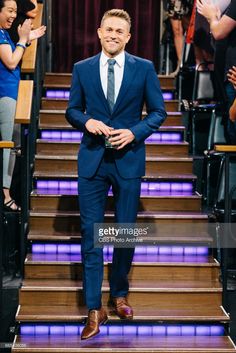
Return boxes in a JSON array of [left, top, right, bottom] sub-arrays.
[[197, 0, 236, 144], [186, 0, 214, 67], [8, 0, 38, 44], [194, 12, 214, 65], [167, 0, 193, 75], [227, 66, 236, 135], [0, 0, 45, 211]]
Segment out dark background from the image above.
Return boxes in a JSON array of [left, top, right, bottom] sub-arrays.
[[51, 0, 161, 72]]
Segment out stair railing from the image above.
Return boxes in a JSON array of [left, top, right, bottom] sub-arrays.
[[21, 1, 47, 167], [15, 81, 34, 275], [214, 144, 236, 309], [0, 141, 14, 339], [15, 1, 47, 275]]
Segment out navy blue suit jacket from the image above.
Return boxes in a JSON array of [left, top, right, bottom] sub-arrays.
[[66, 52, 167, 179]]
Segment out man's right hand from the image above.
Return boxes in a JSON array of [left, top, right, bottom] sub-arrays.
[[85, 119, 112, 136]]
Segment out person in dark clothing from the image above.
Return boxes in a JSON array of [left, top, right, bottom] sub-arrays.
[[197, 0, 236, 144], [167, 0, 193, 75], [227, 65, 236, 126]]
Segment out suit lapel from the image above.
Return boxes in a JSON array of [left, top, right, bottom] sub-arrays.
[[89, 54, 110, 115], [88, 52, 137, 115], [113, 52, 136, 114]]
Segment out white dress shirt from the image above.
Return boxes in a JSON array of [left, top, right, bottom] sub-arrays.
[[100, 51, 125, 104]]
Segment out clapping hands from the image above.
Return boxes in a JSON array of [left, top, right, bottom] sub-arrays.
[[227, 66, 236, 90]]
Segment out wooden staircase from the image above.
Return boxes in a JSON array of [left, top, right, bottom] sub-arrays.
[[12, 74, 236, 352]]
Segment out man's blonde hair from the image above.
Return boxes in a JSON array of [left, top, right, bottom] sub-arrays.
[[101, 9, 131, 30]]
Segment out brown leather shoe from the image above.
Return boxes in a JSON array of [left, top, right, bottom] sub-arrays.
[[81, 307, 108, 340], [112, 297, 133, 320]]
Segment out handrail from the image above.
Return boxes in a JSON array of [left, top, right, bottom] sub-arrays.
[[20, 2, 46, 167], [14, 81, 34, 274], [21, 3, 44, 73], [215, 145, 236, 152], [15, 80, 34, 124], [214, 144, 236, 310], [0, 141, 14, 149], [0, 141, 14, 338]]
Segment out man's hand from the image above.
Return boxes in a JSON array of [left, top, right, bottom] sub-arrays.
[[197, 0, 220, 22], [227, 66, 236, 90], [108, 129, 135, 150], [85, 119, 112, 136]]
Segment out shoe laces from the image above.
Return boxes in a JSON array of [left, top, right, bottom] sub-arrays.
[[115, 297, 128, 308]]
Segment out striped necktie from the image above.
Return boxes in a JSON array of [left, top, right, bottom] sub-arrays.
[[107, 58, 116, 111]]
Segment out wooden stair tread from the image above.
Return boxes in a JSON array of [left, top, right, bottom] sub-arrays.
[[36, 141, 189, 158], [41, 98, 179, 112], [33, 171, 196, 180], [41, 97, 179, 102], [30, 210, 208, 219], [27, 233, 212, 244], [21, 278, 221, 290], [43, 73, 176, 88], [35, 154, 193, 162], [34, 157, 194, 175], [36, 139, 189, 147], [31, 192, 201, 200], [30, 191, 202, 212], [13, 335, 236, 352], [39, 109, 183, 126], [28, 234, 81, 241], [25, 253, 220, 262], [40, 109, 67, 113], [42, 97, 68, 101], [43, 83, 71, 88], [39, 120, 186, 132], [25, 253, 218, 266], [44, 72, 71, 81], [41, 96, 179, 104], [40, 109, 182, 115], [38, 124, 185, 131], [16, 304, 229, 322], [35, 154, 77, 160], [34, 172, 196, 179]]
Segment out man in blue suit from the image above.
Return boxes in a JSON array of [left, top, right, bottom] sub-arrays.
[[66, 9, 166, 340]]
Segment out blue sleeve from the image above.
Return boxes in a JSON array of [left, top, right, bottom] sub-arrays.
[[129, 61, 167, 143], [0, 31, 10, 45], [66, 63, 92, 131]]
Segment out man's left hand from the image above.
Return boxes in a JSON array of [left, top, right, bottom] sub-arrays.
[[109, 129, 135, 150]]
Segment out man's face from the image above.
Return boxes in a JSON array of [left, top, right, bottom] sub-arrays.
[[0, 0, 17, 29], [97, 16, 131, 58]]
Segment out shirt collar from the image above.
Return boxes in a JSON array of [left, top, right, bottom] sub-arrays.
[[100, 51, 125, 68]]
